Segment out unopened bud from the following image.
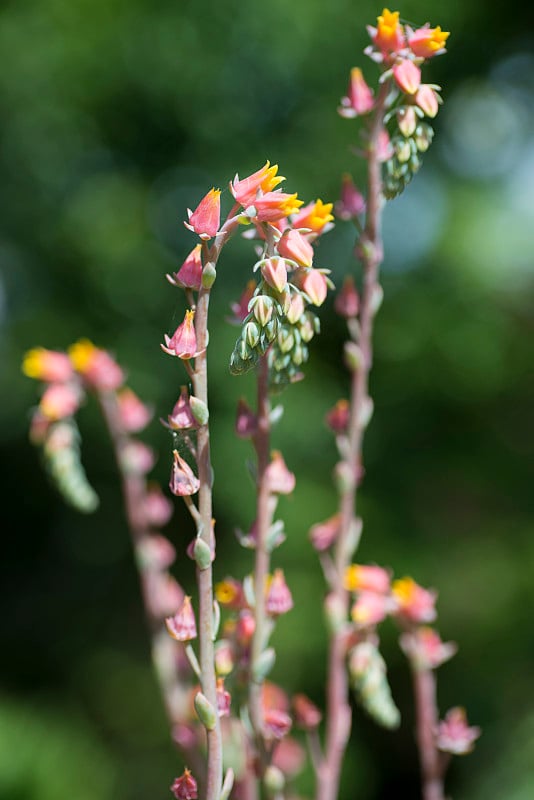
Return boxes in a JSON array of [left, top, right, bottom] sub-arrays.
[[394, 137, 412, 163], [358, 396, 374, 429], [264, 766, 285, 796], [397, 106, 417, 137], [334, 460, 356, 495], [193, 537, 212, 570], [251, 295, 274, 327], [189, 396, 209, 425], [344, 341, 364, 372], [278, 327, 295, 354], [370, 284, 384, 315], [194, 692, 217, 730], [201, 262, 217, 288], [243, 320, 260, 348], [324, 592, 347, 634]]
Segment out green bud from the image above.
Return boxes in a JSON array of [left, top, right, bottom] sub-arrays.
[[252, 647, 276, 683], [193, 537, 212, 570], [358, 396, 374, 429], [251, 295, 274, 327], [194, 692, 217, 730], [190, 395, 209, 425], [344, 341, 363, 372], [394, 137, 411, 164], [264, 319, 278, 342], [277, 327, 295, 354], [201, 262, 217, 288], [264, 766, 285, 796], [243, 320, 260, 348]]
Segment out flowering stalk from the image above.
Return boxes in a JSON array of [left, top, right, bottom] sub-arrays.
[[412, 666, 445, 800]]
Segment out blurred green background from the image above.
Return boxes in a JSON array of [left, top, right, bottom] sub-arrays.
[[2, 0, 534, 798]]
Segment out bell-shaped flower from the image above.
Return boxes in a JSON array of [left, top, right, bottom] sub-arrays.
[[392, 576, 437, 623], [309, 513, 341, 552], [408, 25, 450, 59], [293, 694, 322, 730], [368, 8, 405, 54], [161, 310, 202, 359], [169, 450, 200, 496], [334, 275, 360, 318], [231, 161, 284, 207], [164, 387, 199, 431], [325, 398, 350, 434], [263, 708, 292, 741], [416, 84, 440, 117], [166, 595, 197, 642], [397, 106, 417, 137], [339, 67, 375, 118], [185, 188, 221, 240], [400, 627, 457, 670], [351, 590, 393, 627], [436, 708, 481, 755], [291, 199, 334, 235], [143, 486, 174, 527], [277, 229, 314, 267], [345, 564, 391, 594], [120, 441, 155, 474], [265, 451, 296, 494], [69, 340, 125, 390], [170, 768, 198, 800], [137, 534, 175, 570], [266, 569, 294, 616], [251, 190, 303, 222], [393, 59, 421, 95], [167, 244, 203, 291], [23, 348, 74, 383], [299, 269, 328, 307], [335, 174, 366, 221]]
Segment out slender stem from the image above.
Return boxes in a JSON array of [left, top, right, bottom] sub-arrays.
[[413, 667, 446, 800], [317, 82, 390, 800], [249, 353, 273, 772]]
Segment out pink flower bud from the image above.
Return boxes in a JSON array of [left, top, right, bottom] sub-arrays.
[[39, 382, 81, 421], [137, 534, 175, 570], [325, 399, 350, 434], [309, 513, 341, 551], [335, 174, 366, 221], [120, 441, 155, 475], [261, 257, 288, 292], [277, 229, 314, 267], [393, 59, 421, 95], [166, 595, 197, 641], [392, 577, 437, 623], [400, 627, 457, 670], [161, 310, 201, 360], [436, 708, 481, 755], [169, 450, 200, 496], [170, 768, 198, 800], [143, 485, 173, 527], [185, 188, 221, 240], [345, 564, 391, 594], [286, 292, 305, 325], [265, 451, 296, 495], [334, 276, 360, 318], [299, 269, 328, 307], [266, 569, 293, 616], [167, 244, 203, 290], [235, 397, 257, 438], [293, 694, 322, 730], [165, 387, 199, 431], [117, 387, 152, 432], [415, 84, 439, 118], [339, 67, 375, 117]]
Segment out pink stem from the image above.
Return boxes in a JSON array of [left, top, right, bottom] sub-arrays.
[[413, 667, 446, 800], [317, 82, 390, 800]]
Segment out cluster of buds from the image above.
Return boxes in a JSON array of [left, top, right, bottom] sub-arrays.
[[338, 8, 449, 199], [348, 640, 400, 729], [227, 163, 334, 387]]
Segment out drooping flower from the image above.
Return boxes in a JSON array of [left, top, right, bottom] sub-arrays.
[[120, 441, 155, 474], [339, 67, 375, 118], [299, 269, 328, 307], [146, 572, 184, 619], [231, 161, 284, 207], [293, 694, 322, 730], [265, 451, 296, 495], [161, 310, 201, 359], [235, 397, 257, 438], [392, 576, 437, 623], [261, 257, 288, 293], [22, 348, 74, 383], [170, 768, 198, 800], [69, 340, 125, 390], [400, 627, 457, 670], [164, 387, 199, 431], [136, 534, 176, 570], [117, 387, 152, 432], [169, 450, 200, 496], [167, 244, 203, 291], [263, 708, 292, 741], [436, 707, 481, 755], [39, 382, 81, 421], [286, 292, 305, 325], [309, 513, 341, 551], [369, 8, 405, 54], [393, 59, 421, 95], [415, 84, 440, 118], [277, 229, 314, 267], [166, 595, 197, 642], [408, 25, 450, 59], [291, 199, 334, 235], [252, 191, 303, 222], [345, 564, 391, 594], [143, 485, 174, 527], [351, 590, 393, 626], [185, 188, 221, 239], [325, 399, 350, 434], [266, 569, 294, 616], [334, 275, 360, 318]]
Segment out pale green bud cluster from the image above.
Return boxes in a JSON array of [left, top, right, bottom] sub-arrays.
[[384, 119, 434, 200], [348, 641, 401, 730], [43, 420, 99, 513]]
